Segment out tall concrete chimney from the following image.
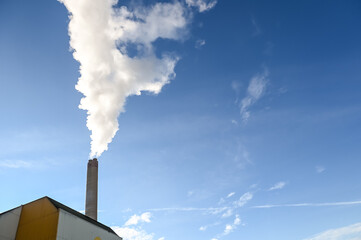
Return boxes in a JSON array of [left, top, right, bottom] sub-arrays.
[[85, 158, 98, 220]]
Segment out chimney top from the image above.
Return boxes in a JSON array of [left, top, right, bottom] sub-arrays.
[[88, 158, 98, 167]]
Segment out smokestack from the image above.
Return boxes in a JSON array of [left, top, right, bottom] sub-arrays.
[[85, 158, 98, 220]]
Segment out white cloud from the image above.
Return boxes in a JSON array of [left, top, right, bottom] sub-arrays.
[[234, 192, 253, 207], [0, 160, 32, 168], [303, 222, 361, 240], [316, 166, 325, 173], [268, 181, 286, 191], [112, 211, 158, 240], [223, 224, 233, 235], [195, 39, 206, 48], [199, 221, 222, 232], [226, 192, 235, 198], [125, 212, 152, 226], [150, 191, 252, 239], [199, 226, 207, 231], [112, 226, 154, 240], [253, 200, 361, 209], [222, 215, 242, 236], [231, 119, 238, 125], [186, 0, 217, 12], [221, 209, 233, 218], [218, 192, 236, 206], [240, 69, 269, 122], [233, 215, 241, 225], [150, 192, 252, 239]]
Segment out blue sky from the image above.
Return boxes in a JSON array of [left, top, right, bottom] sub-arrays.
[[1, 0, 361, 239]]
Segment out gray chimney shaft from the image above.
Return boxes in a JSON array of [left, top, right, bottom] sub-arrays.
[[85, 158, 98, 220]]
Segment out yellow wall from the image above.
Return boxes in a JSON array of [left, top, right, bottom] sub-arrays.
[[15, 198, 59, 240]]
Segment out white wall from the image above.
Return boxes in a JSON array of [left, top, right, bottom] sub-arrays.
[[56, 209, 121, 240], [0, 206, 22, 240]]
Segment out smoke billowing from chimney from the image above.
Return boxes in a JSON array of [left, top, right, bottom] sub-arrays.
[[59, 0, 188, 157]]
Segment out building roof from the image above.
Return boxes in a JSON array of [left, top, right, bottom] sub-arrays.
[[46, 197, 118, 236], [0, 196, 118, 237]]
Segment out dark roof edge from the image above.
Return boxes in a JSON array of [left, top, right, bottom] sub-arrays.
[[0, 196, 46, 216], [0, 205, 22, 216], [45, 196, 119, 237]]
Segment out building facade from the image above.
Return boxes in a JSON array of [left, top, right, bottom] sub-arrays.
[[0, 197, 121, 240]]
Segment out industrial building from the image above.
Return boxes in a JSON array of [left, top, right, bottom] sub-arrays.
[[0, 158, 121, 240], [0, 196, 122, 240]]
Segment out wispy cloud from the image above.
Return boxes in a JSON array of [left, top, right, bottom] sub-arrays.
[[186, 0, 217, 12], [199, 221, 222, 232], [218, 215, 242, 238], [303, 222, 361, 240], [268, 181, 286, 191], [149, 191, 253, 238], [223, 224, 234, 235], [195, 39, 206, 49], [0, 160, 33, 169], [316, 166, 325, 173], [240, 69, 269, 122], [148, 207, 229, 213], [226, 141, 252, 169], [205, 193, 252, 237], [122, 208, 133, 213], [0, 158, 56, 169], [132, 189, 361, 240], [234, 192, 253, 207], [221, 209, 233, 218], [150, 193, 253, 214], [125, 212, 151, 226], [218, 198, 225, 205], [252, 200, 361, 209], [199, 226, 207, 231], [251, 17, 261, 36], [219, 192, 236, 205], [227, 192, 235, 198]]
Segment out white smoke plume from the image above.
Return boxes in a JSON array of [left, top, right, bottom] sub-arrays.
[[59, 0, 188, 157]]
